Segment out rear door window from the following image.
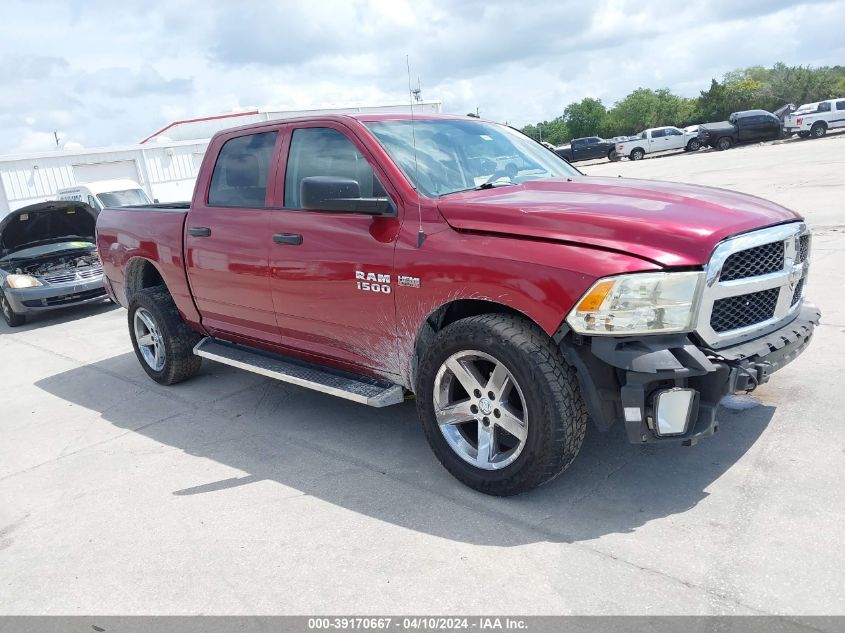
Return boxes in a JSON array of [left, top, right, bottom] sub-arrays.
[[208, 131, 278, 208], [651, 129, 665, 138], [836, 101, 845, 111]]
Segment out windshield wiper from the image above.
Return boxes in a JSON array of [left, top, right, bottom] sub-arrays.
[[474, 181, 517, 191], [439, 181, 518, 197]]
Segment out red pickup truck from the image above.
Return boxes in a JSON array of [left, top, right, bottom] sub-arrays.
[[97, 113, 819, 495]]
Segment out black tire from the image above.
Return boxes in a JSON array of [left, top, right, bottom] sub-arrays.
[[716, 136, 732, 151], [607, 148, 620, 162], [0, 290, 26, 327], [686, 138, 702, 152], [630, 148, 645, 161], [798, 131, 811, 138], [811, 122, 827, 138], [415, 314, 587, 496], [128, 286, 202, 385]]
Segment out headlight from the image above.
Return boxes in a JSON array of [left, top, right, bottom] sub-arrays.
[[6, 274, 43, 289], [566, 271, 703, 335]]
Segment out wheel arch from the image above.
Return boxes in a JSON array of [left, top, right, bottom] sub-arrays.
[[124, 257, 168, 304], [409, 298, 546, 391]]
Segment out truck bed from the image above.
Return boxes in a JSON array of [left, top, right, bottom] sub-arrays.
[[96, 203, 201, 325]]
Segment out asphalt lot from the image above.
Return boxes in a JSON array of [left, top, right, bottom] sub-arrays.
[[1, 137, 844, 616]]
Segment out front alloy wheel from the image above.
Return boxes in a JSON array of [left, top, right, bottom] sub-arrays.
[[416, 314, 587, 496], [434, 350, 528, 470]]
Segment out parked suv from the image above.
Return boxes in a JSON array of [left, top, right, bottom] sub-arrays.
[[96, 114, 819, 496], [698, 110, 783, 150]]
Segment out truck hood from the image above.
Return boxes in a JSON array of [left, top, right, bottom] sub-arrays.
[[0, 201, 98, 257], [437, 177, 801, 267]]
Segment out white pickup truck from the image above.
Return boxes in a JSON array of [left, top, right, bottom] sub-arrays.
[[616, 126, 702, 161], [784, 98, 845, 139]]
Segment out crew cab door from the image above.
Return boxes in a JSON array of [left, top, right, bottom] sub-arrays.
[[185, 128, 282, 343], [736, 115, 767, 142], [662, 127, 686, 150], [570, 138, 587, 161], [835, 100, 845, 129], [581, 137, 599, 159], [267, 123, 401, 373], [647, 128, 666, 151]]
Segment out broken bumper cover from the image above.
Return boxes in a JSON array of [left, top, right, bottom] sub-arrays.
[[4, 276, 107, 314], [560, 302, 820, 444]]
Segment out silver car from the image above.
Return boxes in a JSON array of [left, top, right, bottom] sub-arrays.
[[0, 201, 106, 327]]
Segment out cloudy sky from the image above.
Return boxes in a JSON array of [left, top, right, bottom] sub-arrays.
[[1, 0, 843, 154]]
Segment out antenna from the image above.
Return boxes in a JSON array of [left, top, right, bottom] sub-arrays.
[[406, 55, 425, 248]]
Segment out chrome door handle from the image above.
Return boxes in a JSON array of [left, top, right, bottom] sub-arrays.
[[273, 233, 303, 245]]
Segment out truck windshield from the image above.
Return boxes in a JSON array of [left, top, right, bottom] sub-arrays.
[[97, 188, 152, 208], [364, 119, 578, 197]]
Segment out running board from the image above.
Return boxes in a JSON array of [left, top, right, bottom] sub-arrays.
[[193, 338, 404, 408]]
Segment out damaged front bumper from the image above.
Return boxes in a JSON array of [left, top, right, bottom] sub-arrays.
[[560, 302, 820, 445]]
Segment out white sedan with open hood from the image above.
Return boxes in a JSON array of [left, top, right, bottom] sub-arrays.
[[0, 201, 106, 327]]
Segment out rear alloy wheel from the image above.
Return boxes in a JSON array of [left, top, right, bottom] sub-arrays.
[[607, 149, 620, 162], [811, 122, 827, 138], [134, 308, 166, 372], [0, 290, 26, 327], [416, 314, 586, 496], [630, 148, 645, 161], [717, 137, 732, 151], [798, 131, 811, 138], [128, 286, 202, 385], [686, 138, 702, 152]]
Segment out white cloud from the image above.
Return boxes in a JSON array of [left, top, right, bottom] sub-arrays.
[[0, 0, 843, 153]]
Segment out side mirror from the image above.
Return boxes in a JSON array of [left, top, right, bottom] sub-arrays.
[[300, 176, 393, 215]]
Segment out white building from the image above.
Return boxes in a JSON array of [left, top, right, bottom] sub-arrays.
[[0, 101, 442, 216]]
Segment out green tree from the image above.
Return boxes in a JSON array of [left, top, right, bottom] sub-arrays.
[[520, 63, 845, 139], [522, 116, 569, 145], [602, 88, 695, 136], [562, 98, 608, 139]]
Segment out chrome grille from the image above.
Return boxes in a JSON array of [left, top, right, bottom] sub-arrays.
[[696, 222, 811, 349], [796, 234, 810, 263], [40, 265, 103, 284], [719, 241, 784, 281], [791, 277, 805, 306], [711, 288, 779, 332]]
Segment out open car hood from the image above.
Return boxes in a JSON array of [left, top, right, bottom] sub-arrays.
[[0, 201, 98, 257], [436, 177, 801, 267]]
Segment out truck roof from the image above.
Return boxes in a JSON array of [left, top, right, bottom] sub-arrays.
[[208, 112, 484, 138]]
